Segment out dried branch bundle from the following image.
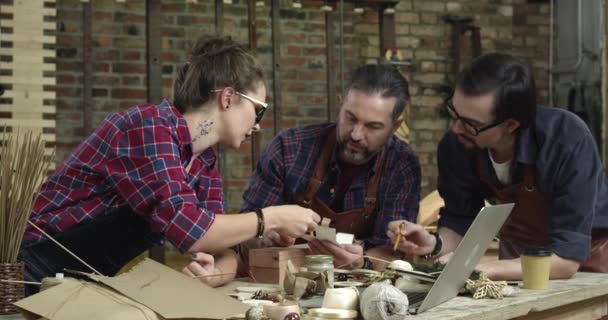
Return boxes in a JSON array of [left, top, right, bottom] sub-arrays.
[[0, 130, 51, 263]]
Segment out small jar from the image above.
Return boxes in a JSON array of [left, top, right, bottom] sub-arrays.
[[305, 255, 334, 289]]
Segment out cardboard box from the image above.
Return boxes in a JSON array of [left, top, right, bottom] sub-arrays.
[[249, 247, 309, 286], [15, 258, 250, 320]]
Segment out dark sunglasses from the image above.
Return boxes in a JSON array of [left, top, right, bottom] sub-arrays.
[[211, 89, 268, 123], [444, 100, 504, 136]]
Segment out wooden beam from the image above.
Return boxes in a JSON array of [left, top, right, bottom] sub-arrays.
[[82, 2, 92, 135], [146, 0, 165, 264], [379, 5, 396, 56], [248, 0, 261, 170], [603, 0, 608, 168], [215, 0, 223, 35], [326, 11, 337, 122], [146, 0, 162, 104], [271, 0, 282, 135]]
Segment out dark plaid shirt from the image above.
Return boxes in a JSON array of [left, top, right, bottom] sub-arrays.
[[26, 100, 224, 252], [242, 123, 421, 246], [438, 106, 608, 261]]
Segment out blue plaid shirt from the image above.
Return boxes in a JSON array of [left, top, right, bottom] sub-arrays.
[[242, 123, 421, 246]]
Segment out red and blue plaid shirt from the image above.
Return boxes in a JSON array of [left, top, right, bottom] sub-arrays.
[[25, 100, 224, 252], [241, 123, 421, 246]]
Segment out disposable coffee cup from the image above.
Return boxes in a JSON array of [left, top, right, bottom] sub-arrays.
[[521, 247, 552, 289]]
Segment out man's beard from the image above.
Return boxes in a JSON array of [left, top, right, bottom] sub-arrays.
[[338, 139, 375, 165]]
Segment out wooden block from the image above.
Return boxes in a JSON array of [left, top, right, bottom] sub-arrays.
[[249, 247, 308, 268], [249, 247, 309, 285], [249, 267, 281, 285]]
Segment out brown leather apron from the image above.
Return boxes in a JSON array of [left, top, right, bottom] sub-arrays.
[[294, 128, 386, 239], [477, 153, 608, 272]]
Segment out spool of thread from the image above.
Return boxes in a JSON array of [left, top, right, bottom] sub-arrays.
[[40, 273, 66, 292], [322, 287, 359, 310]]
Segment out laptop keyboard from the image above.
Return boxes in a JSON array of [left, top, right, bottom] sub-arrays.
[[407, 292, 428, 305]]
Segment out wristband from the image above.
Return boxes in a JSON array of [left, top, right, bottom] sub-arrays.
[[254, 208, 265, 238], [423, 232, 442, 260]]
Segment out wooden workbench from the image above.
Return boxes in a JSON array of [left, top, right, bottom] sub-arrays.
[[2, 273, 607, 320], [405, 272, 608, 320]]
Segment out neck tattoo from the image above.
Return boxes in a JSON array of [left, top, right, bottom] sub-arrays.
[[191, 120, 214, 143]]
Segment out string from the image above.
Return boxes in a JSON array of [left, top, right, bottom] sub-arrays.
[[335, 255, 393, 270], [28, 221, 103, 276], [0, 279, 41, 285]]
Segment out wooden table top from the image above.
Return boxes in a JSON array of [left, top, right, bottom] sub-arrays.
[[403, 272, 608, 319]]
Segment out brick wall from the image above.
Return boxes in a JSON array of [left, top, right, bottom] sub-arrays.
[[51, 0, 550, 210]]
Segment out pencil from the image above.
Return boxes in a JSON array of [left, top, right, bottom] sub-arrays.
[[393, 222, 405, 251]]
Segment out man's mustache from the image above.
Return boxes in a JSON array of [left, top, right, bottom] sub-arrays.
[[346, 139, 366, 149]]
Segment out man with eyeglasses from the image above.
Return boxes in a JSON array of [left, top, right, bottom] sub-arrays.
[[388, 53, 608, 279], [239, 64, 422, 270]]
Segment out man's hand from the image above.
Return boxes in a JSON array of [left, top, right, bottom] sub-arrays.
[[182, 252, 217, 286], [308, 240, 364, 269], [387, 220, 435, 256]]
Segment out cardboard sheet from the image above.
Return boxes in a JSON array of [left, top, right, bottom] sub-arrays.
[[16, 258, 250, 320]]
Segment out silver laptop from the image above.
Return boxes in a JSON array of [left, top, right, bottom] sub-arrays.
[[408, 203, 515, 314]]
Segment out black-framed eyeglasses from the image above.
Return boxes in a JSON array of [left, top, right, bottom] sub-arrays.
[[444, 100, 504, 136], [211, 89, 268, 123]]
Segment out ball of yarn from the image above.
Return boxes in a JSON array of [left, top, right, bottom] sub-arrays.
[[246, 305, 264, 320], [359, 282, 409, 320]]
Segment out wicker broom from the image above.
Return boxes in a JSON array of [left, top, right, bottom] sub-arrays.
[[0, 130, 50, 314]]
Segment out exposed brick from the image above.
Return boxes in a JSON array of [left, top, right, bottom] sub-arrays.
[[93, 75, 119, 85], [56, 61, 82, 72], [122, 51, 141, 61], [92, 88, 108, 97], [420, 13, 438, 24], [94, 11, 113, 21], [94, 50, 119, 61], [527, 15, 549, 25], [398, 36, 421, 48], [308, 35, 325, 44], [414, 1, 445, 12], [92, 23, 122, 35], [498, 5, 513, 17], [93, 36, 113, 47], [57, 35, 81, 47], [446, 2, 462, 12], [111, 88, 146, 100], [114, 12, 145, 24], [410, 25, 444, 37], [420, 61, 435, 72], [114, 37, 146, 49], [113, 63, 145, 73], [94, 63, 110, 73], [162, 27, 185, 38], [161, 52, 179, 62], [122, 76, 140, 86], [280, 57, 306, 67], [160, 3, 186, 12], [298, 95, 327, 105], [56, 74, 76, 83], [283, 33, 306, 43]]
